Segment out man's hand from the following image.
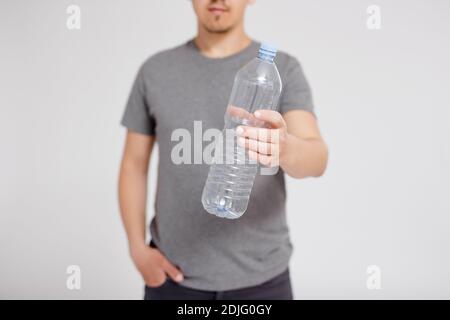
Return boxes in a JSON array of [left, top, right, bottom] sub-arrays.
[[236, 110, 289, 168], [235, 109, 328, 178], [130, 245, 184, 287]]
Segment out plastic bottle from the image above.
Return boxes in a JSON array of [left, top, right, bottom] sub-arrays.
[[201, 43, 282, 219]]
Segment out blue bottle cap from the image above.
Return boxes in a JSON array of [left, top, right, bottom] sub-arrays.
[[258, 43, 277, 60]]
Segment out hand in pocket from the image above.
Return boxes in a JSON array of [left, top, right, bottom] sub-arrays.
[[131, 245, 183, 287]]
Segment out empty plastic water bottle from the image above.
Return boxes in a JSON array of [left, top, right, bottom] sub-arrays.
[[201, 43, 282, 219]]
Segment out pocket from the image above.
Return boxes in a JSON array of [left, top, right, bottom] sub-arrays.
[[144, 278, 173, 300]]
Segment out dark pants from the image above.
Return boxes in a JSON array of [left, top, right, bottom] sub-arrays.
[[144, 241, 293, 300]]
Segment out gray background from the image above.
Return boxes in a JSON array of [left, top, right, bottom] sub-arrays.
[[1, 0, 449, 299]]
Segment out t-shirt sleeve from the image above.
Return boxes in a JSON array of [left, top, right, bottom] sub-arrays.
[[278, 56, 315, 117], [120, 66, 156, 135]]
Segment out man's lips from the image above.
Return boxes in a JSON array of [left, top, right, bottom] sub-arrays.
[[208, 7, 228, 14]]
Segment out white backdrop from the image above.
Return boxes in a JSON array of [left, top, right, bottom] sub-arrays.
[[1, 0, 449, 299]]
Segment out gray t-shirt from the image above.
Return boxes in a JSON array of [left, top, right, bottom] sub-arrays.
[[121, 39, 314, 291]]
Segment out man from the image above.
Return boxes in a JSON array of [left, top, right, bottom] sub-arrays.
[[118, 0, 328, 300]]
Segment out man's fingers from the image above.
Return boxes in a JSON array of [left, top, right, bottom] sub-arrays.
[[227, 106, 267, 127], [247, 150, 278, 167], [161, 258, 184, 282], [237, 137, 278, 156], [254, 110, 285, 129], [236, 126, 280, 143]]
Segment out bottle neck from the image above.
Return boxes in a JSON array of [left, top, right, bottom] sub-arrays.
[[257, 52, 275, 63]]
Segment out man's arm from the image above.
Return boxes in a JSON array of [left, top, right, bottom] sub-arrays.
[[119, 131, 154, 251], [280, 109, 328, 178], [237, 109, 328, 179], [118, 131, 183, 287]]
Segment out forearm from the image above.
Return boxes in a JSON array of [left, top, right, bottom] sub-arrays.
[[118, 164, 148, 253], [280, 134, 328, 179]]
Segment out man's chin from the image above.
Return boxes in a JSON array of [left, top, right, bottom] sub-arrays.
[[203, 23, 234, 34]]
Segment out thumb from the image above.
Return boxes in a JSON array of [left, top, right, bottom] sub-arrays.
[[161, 258, 184, 283], [254, 110, 285, 128]]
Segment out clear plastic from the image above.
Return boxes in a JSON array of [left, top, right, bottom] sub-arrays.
[[201, 47, 282, 219]]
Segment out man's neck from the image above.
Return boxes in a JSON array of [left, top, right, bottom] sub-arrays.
[[194, 23, 252, 59]]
